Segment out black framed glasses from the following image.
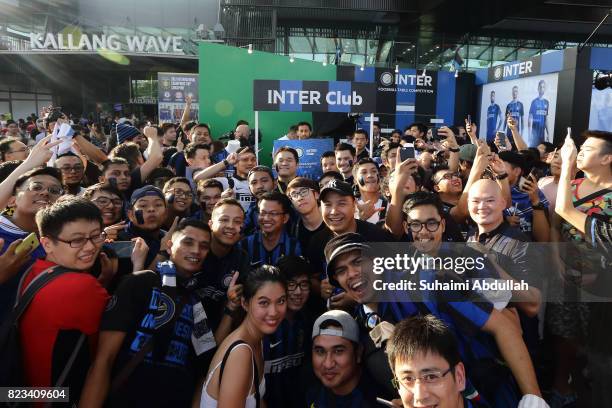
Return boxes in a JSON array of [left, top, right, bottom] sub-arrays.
[[392, 367, 453, 389], [435, 172, 460, 184], [288, 188, 312, 201], [169, 189, 193, 199], [23, 182, 63, 196], [287, 280, 311, 291], [52, 232, 107, 248], [407, 219, 442, 233], [92, 197, 123, 207], [259, 211, 285, 218], [59, 165, 84, 173]]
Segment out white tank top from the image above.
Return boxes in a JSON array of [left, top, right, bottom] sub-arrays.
[[200, 342, 266, 408]]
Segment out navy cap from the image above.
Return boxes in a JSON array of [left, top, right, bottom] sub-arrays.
[[324, 232, 369, 286], [319, 179, 354, 201], [130, 185, 165, 206]]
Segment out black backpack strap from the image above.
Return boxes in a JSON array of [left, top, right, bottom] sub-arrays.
[[219, 340, 261, 407]]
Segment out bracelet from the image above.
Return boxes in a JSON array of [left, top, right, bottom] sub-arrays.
[[495, 173, 508, 180], [448, 147, 460, 153], [532, 202, 546, 210], [222, 159, 229, 167]]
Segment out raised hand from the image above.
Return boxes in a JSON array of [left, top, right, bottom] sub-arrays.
[[0, 238, 35, 285], [226, 271, 243, 311], [357, 199, 384, 221], [103, 221, 127, 242], [160, 216, 180, 251], [131, 237, 150, 271], [25, 135, 62, 168]]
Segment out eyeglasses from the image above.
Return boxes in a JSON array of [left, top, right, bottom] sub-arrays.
[[288, 188, 312, 201], [52, 231, 107, 248], [407, 219, 441, 233], [8, 146, 29, 154], [168, 189, 193, 198], [436, 172, 460, 183], [392, 367, 453, 389], [23, 182, 63, 196], [259, 211, 285, 218], [287, 280, 311, 291], [59, 165, 84, 173], [92, 197, 123, 207]]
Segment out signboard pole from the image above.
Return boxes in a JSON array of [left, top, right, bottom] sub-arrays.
[[369, 113, 374, 158], [255, 110, 260, 163]]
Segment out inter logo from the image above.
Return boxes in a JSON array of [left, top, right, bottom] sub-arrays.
[[380, 71, 394, 86]]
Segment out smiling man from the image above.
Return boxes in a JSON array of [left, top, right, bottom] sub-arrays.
[[306, 309, 380, 407], [81, 219, 215, 408], [243, 165, 277, 235], [274, 146, 299, 194], [0, 166, 63, 320], [240, 191, 301, 266], [18, 197, 109, 404], [55, 152, 86, 195], [162, 177, 194, 230]]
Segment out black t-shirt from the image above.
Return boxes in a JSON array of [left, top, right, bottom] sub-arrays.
[[293, 218, 327, 251], [305, 369, 381, 408], [198, 245, 250, 331], [307, 220, 395, 279], [101, 271, 209, 408]]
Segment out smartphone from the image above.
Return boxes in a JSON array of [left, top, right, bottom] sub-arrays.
[[528, 167, 544, 181], [15, 232, 39, 255], [466, 114, 472, 125], [496, 131, 507, 146], [518, 176, 529, 191], [431, 127, 439, 140], [104, 241, 135, 258], [399, 145, 415, 162]]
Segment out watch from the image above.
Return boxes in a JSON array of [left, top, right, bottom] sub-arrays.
[[495, 173, 508, 180], [532, 202, 546, 211], [222, 159, 229, 167]]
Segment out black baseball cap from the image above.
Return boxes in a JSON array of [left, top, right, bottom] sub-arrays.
[[319, 179, 354, 201], [324, 232, 369, 286]]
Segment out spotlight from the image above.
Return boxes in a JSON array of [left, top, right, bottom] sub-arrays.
[[421, 68, 427, 77], [395, 64, 399, 73], [322, 61, 327, 66], [360, 64, 365, 71], [289, 56, 295, 63], [454, 70, 459, 78], [247, 44, 253, 54]]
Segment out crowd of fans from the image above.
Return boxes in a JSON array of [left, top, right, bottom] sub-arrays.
[[0, 104, 610, 408]]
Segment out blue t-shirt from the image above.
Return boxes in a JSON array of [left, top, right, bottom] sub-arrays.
[[528, 97, 549, 146], [240, 230, 302, 267], [504, 185, 549, 239], [486, 104, 502, 141], [505, 100, 524, 131]]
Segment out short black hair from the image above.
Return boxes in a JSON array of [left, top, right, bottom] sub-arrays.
[[287, 177, 320, 194], [56, 152, 79, 160], [355, 157, 379, 172], [163, 177, 192, 192], [320, 151, 335, 162], [335, 142, 356, 157], [212, 197, 245, 215], [582, 130, 612, 155], [259, 191, 292, 214], [386, 314, 461, 374], [248, 165, 274, 180], [277, 255, 313, 281], [402, 191, 443, 219], [111, 142, 141, 168], [191, 123, 210, 133], [297, 121, 312, 131], [184, 143, 210, 159], [82, 182, 123, 201], [274, 146, 299, 163], [100, 157, 131, 173], [197, 178, 224, 196], [407, 122, 427, 135], [172, 218, 211, 237], [161, 123, 176, 133], [145, 167, 174, 185], [36, 196, 103, 239], [0, 160, 21, 180], [353, 129, 368, 138], [13, 166, 62, 194], [381, 142, 401, 162], [0, 137, 20, 161]]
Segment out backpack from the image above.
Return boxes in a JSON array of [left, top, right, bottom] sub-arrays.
[[0, 265, 71, 387]]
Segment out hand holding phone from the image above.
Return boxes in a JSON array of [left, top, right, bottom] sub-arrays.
[[15, 232, 39, 256], [399, 145, 415, 162]]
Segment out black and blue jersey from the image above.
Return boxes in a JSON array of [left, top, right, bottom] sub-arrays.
[[486, 103, 502, 142], [528, 97, 549, 147], [505, 100, 524, 132], [240, 230, 302, 266]]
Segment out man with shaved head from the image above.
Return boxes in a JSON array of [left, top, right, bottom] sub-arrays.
[[467, 178, 543, 353]]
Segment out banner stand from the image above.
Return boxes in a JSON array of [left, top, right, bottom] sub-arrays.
[[368, 113, 374, 158], [255, 110, 259, 163]]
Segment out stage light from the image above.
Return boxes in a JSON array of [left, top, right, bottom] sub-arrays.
[[395, 64, 399, 73], [247, 44, 253, 54]]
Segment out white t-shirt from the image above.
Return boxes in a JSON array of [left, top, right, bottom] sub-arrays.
[[215, 176, 255, 212], [355, 197, 384, 224]]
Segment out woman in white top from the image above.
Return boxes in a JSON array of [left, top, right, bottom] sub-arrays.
[[200, 265, 287, 407]]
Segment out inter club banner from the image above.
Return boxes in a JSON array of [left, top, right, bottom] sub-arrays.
[[273, 138, 334, 180], [336, 66, 457, 131], [158, 72, 199, 123], [254, 80, 377, 113]]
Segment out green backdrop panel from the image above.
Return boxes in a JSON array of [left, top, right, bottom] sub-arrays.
[[198, 42, 336, 165]]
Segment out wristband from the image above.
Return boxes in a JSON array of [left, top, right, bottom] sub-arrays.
[[532, 202, 546, 211], [495, 173, 508, 180], [223, 159, 229, 167]]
